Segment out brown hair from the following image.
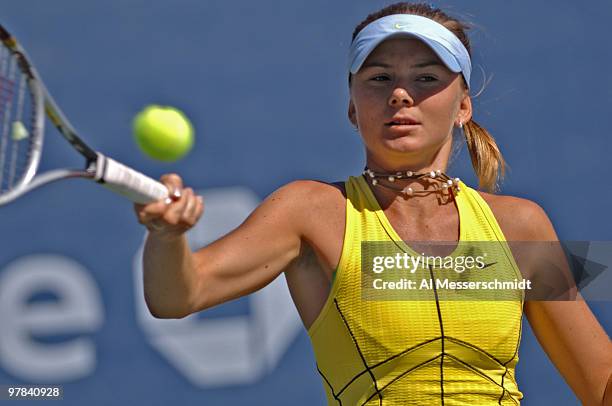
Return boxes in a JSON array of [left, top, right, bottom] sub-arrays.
[[351, 2, 506, 192]]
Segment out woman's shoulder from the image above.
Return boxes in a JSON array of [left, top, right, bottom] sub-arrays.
[[475, 190, 544, 216], [267, 180, 347, 246], [265, 179, 346, 218], [272, 179, 346, 200], [475, 190, 556, 240]]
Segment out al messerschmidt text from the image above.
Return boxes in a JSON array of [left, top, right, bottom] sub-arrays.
[[372, 278, 532, 290]]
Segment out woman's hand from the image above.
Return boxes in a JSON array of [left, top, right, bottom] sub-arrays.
[[133, 173, 204, 239]]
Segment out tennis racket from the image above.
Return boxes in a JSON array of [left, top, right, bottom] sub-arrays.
[[0, 23, 168, 206]]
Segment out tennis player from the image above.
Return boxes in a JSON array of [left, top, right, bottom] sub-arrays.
[[134, 2, 612, 404]]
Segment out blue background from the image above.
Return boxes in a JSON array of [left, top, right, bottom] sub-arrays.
[[0, 1, 610, 405]]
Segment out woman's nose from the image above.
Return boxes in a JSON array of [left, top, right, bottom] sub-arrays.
[[388, 87, 414, 107]]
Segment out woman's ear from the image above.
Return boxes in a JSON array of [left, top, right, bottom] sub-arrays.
[[348, 100, 358, 128], [457, 92, 473, 125]]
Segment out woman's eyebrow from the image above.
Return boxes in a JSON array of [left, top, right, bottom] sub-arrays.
[[361, 60, 444, 69], [412, 60, 444, 68], [361, 61, 392, 69]]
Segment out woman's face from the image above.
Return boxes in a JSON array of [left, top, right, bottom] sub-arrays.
[[348, 37, 471, 169]]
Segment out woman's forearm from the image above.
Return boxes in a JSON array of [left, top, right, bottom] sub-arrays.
[[142, 232, 199, 318]]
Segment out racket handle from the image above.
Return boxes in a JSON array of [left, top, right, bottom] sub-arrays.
[[95, 154, 168, 203]]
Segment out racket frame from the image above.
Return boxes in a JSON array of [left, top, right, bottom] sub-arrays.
[[0, 24, 168, 206]]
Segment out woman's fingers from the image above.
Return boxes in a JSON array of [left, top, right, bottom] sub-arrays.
[[183, 195, 204, 225], [133, 174, 204, 235], [161, 173, 183, 201], [134, 198, 168, 224], [163, 187, 193, 225]]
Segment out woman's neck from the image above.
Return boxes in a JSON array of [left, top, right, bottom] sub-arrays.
[[362, 165, 459, 207]]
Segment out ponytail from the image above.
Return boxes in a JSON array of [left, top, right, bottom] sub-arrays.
[[463, 120, 507, 192]]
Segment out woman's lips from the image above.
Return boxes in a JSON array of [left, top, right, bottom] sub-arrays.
[[385, 116, 420, 126], [386, 122, 421, 131]]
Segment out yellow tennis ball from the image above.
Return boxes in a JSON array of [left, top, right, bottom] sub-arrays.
[[133, 105, 194, 162]]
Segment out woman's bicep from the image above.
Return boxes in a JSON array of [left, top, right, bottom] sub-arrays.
[[188, 181, 311, 311]]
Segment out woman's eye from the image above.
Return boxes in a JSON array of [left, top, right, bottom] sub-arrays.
[[370, 75, 390, 82], [417, 75, 437, 82]]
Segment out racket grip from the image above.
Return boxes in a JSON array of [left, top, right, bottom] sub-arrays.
[[95, 154, 168, 203]]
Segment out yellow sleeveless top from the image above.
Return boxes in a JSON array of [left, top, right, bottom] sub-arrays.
[[308, 175, 524, 405]]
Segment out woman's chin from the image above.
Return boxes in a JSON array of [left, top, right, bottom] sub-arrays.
[[381, 139, 429, 154]]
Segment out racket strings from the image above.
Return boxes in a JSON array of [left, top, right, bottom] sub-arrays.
[[8, 72, 27, 186], [0, 46, 15, 189], [0, 44, 35, 195]]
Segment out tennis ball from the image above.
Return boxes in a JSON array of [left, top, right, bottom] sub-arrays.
[[133, 105, 194, 162], [11, 121, 29, 140]]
